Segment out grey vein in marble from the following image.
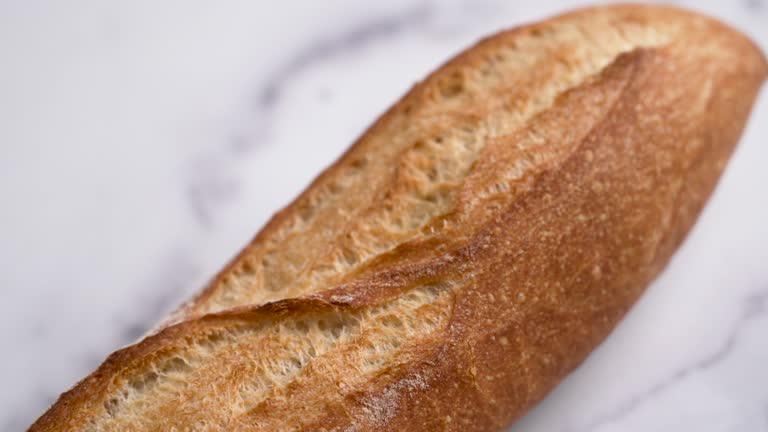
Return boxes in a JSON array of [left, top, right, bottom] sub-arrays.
[[256, 4, 433, 110], [186, 157, 242, 229], [186, 3, 436, 229], [578, 286, 768, 432], [745, 0, 764, 11]]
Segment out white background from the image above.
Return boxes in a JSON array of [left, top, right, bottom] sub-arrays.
[[1, 1, 766, 430]]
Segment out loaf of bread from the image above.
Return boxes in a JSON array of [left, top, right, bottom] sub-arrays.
[[30, 4, 766, 431]]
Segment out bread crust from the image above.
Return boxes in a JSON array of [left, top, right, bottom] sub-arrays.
[[30, 4, 766, 431]]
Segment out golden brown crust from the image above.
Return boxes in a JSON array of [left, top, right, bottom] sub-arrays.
[[30, 4, 767, 432]]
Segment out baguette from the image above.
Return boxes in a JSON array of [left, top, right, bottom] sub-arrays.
[[30, 4, 767, 431]]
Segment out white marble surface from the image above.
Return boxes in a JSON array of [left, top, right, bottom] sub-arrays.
[[1, 0, 766, 430]]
